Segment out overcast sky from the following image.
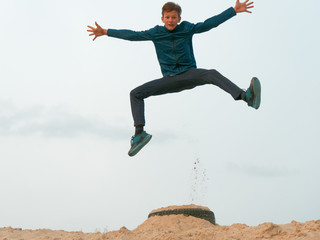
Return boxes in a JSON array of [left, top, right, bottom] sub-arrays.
[[0, 0, 319, 233]]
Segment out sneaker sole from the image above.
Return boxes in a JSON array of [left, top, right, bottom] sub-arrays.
[[128, 135, 152, 157], [252, 77, 261, 109]]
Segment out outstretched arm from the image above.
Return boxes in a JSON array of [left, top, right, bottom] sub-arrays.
[[87, 22, 152, 41], [233, 0, 254, 13], [87, 22, 107, 41]]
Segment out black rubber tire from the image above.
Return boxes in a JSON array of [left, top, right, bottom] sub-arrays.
[[148, 208, 215, 224]]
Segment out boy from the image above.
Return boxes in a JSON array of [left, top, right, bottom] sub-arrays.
[[87, 0, 261, 157]]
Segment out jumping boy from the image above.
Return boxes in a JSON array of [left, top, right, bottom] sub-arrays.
[[87, 0, 261, 157]]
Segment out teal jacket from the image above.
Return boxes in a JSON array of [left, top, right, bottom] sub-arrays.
[[107, 7, 236, 76]]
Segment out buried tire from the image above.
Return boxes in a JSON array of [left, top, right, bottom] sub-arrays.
[[148, 207, 216, 224]]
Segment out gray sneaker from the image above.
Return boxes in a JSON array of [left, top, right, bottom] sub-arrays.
[[128, 131, 152, 157], [246, 77, 261, 109]]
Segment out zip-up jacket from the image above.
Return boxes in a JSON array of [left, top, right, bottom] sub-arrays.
[[107, 7, 236, 77]]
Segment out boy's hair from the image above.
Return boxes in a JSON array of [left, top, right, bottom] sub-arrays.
[[162, 2, 182, 16]]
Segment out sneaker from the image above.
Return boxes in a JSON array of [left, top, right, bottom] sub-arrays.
[[245, 77, 261, 109], [128, 131, 152, 157]]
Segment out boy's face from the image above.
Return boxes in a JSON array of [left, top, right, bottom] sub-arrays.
[[162, 11, 181, 31]]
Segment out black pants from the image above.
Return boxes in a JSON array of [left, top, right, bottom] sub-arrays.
[[130, 68, 243, 126]]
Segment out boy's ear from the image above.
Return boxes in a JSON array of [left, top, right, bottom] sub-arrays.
[[178, 16, 181, 22]]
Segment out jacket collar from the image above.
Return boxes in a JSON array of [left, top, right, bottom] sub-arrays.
[[164, 24, 180, 33]]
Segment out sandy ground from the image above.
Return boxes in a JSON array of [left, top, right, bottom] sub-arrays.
[[1, 205, 319, 240]]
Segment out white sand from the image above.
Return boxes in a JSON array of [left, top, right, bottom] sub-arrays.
[[1, 205, 319, 240]]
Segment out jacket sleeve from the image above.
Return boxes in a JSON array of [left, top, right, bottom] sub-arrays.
[[107, 28, 153, 41], [193, 7, 236, 34]]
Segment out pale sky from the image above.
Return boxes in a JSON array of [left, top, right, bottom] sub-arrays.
[[0, 0, 319, 233]]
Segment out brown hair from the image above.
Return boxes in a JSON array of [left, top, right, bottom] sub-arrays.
[[162, 2, 182, 16]]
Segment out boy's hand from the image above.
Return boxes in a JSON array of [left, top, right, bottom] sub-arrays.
[[87, 22, 107, 41], [234, 0, 254, 13]]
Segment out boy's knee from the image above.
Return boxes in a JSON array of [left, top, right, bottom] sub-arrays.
[[130, 88, 137, 98], [130, 87, 144, 100], [208, 69, 219, 75]]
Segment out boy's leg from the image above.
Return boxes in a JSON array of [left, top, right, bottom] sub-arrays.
[[130, 69, 208, 127], [194, 68, 244, 100], [195, 68, 261, 109], [129, 74, 186, 157]]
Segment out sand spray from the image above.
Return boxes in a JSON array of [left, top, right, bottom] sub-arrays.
[[189, 158, 209, 205]]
